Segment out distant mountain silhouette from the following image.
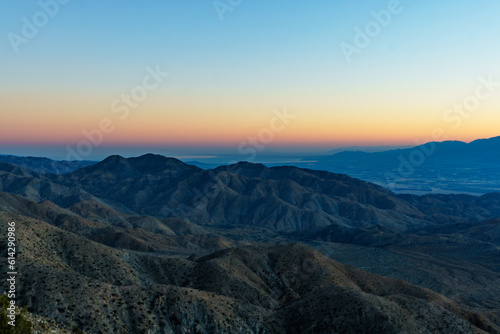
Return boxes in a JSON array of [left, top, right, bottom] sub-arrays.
[[290, 136, 500, 195], [312, 136, 500, 166]]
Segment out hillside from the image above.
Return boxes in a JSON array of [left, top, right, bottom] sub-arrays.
[[0, 154, 500, 332], [1, 212, 497, 333], [2, 155, 500, 233]]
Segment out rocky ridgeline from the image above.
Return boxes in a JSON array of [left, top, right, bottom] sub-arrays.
[[0, 155, 499, 333]]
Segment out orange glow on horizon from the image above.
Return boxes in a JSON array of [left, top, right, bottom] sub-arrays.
[[1, 91, 499, 148]]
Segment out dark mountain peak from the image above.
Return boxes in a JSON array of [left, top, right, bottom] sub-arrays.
[[469, 135, 500, 147], [83, 155, 130, 172], [135, 153, 164, 159], [410, 140, 468, 155], [400, 137, 500, 153], [70, 154, 200, 180], [101, 155, 127, 164], [215, 161, 270, 178], [105, 154, 125, 160], [232, 161, 267, 168], [431, 140, 467, 148], [128, 154, 200, 174]]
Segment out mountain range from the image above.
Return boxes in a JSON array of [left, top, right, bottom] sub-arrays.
[[1, 153, 500, 333], [262, 136, 500, 195], [4, 136, 500, 196]]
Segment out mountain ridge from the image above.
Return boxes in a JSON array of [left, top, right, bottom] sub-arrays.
[[2, 212, 497, 333], [1, 153, 500, 332]]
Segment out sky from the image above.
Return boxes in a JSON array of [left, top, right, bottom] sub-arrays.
[[1, 0, 500, 160]]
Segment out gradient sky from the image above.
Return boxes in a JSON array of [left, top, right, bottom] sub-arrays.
[[1, 0, 500, 159]]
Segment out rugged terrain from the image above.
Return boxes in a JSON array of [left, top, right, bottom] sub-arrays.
[[0, 155, 499, 333], [1, 211, 497, 333]]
